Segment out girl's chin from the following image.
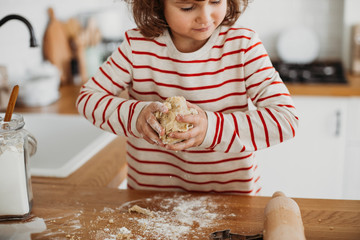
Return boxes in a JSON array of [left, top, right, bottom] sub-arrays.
[[192, 32, 213, 42]]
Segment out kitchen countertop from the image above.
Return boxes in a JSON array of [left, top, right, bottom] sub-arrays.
[[1, 183, 359, 239], [286, 73, 360, 96]]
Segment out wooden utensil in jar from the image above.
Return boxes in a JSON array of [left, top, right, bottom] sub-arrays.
[[4, 85, 19, 122]]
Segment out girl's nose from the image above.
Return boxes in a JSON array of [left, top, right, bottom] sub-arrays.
[[196, 6, 212, 25]]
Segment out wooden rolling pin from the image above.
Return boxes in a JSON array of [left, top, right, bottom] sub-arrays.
[[263, 191, 306, 240]]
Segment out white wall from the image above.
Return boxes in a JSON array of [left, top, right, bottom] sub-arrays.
[[238, 0, 344, 61], [0, 0, 355, 84], [0, 0, 134, 85]]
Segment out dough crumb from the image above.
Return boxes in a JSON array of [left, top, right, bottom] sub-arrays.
[[129, 205, 154, 217], [155, 96, 198, 144], [116, 227, 133, 240]]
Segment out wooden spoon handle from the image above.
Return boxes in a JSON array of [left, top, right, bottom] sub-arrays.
[[4, 85, 19, 122]]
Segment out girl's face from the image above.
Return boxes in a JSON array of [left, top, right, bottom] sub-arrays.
[[164, 0, 227, 52]]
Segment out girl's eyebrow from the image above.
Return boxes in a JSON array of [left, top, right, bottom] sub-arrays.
[[175, 0, 205, 2]]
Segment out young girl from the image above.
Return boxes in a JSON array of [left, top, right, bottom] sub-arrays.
[[76, 0, 299, 195]]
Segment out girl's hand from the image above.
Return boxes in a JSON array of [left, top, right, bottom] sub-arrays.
[[136, 102, 168, 146], [165, 102, 208, 151]]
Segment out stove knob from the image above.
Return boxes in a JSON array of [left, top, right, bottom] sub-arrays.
[[302, 70, 312, 80], [288, 69, 298, 79], [323, 66, 335, 76]]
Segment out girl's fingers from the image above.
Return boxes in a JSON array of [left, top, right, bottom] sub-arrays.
[[185, 101, 198, 109], [139, 101, 206, 151], [137, 102, 169, 146], [150, 102, 168, 113], [142, 125, 164, 146], [176, 113, 200, 124], [166, 138, 195, 151], [169, 127, 196, 140], [142, 135, 156, 145], [146, 115, 164, 136], [147, 102, 167, 135]]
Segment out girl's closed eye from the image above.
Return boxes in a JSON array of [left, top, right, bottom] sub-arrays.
[[181, 4, 195, 12], [180, 0, 222, 11], [210, 0, 222, 5]]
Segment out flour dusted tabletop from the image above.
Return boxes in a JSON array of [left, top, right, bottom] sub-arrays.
[[1, 183, 359, 240]]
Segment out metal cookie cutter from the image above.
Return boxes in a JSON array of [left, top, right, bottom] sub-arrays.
[[209, 229, 263, 240]]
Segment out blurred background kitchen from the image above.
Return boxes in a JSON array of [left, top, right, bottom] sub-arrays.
[[0, 0, 359, 200], [0, 0, 134, 107]]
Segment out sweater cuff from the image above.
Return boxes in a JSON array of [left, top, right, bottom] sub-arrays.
[[130, 101, 149, 138], [198, 111, 217, 149]]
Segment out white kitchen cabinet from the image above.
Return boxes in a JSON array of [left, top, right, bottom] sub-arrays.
[[343, 97, 360, 200], [256, 96, 348, 199]]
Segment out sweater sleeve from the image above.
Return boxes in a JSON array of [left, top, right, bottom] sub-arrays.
[[198, 32, 299, 153], [76, 36, 148, 138]]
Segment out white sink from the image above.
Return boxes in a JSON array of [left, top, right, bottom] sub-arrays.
[[22, 113, 117, 178]]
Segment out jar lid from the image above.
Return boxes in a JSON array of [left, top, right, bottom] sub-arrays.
[[0, 113, 25, 132]]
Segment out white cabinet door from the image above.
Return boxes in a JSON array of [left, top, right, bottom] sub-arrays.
[[256, 97, 348, 199], [343, 97, 360, 200]]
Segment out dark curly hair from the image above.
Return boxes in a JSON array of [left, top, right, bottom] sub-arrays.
[[123, 0, 249, 38]]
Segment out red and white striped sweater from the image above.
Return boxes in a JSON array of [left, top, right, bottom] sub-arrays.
[[76, 25, 299, 195]]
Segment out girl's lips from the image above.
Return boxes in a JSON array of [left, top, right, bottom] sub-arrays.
[[194, 26, 211, 32]]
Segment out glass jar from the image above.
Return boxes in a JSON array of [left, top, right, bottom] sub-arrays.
[[0, 113, 37, 221]]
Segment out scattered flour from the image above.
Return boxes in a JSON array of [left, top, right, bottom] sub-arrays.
[[115, 227, 132, 240], [101, 207, 115, 214], [118, 194, 223, 239], [26, 194, 231, 239]]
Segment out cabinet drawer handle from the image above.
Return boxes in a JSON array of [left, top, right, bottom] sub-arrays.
[[335, 110, 341, 137]]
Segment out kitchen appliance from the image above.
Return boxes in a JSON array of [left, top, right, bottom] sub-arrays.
[[274, 25, 347, 84], [272, 61, 347, 84]]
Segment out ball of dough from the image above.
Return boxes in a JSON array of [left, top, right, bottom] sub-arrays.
[[155, 96, 198, 144]]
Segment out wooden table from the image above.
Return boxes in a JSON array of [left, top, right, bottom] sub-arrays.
[[1, 183, 359, 239]]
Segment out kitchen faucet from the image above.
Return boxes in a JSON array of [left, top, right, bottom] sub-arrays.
[[0, 14, 38, 47]]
